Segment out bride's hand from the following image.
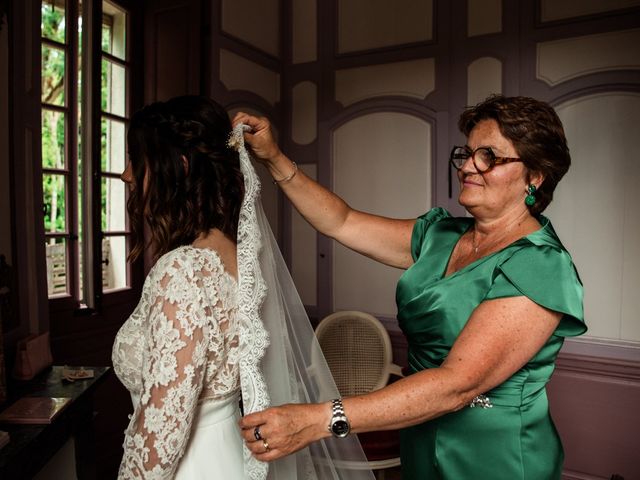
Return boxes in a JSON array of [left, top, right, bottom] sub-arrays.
[[239, 403, 329, 462], [232, 112, 282, 166]]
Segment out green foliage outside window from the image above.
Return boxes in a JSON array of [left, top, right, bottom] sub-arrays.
[[42, 2, 66, 233], [41, 2, 115, 234]]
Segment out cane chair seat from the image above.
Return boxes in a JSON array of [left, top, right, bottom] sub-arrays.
[[315, 311, 403, 476]]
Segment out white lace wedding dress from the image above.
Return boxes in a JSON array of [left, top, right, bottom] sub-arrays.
[[112, 245, 245, 479], [112, 124, 376, 480]]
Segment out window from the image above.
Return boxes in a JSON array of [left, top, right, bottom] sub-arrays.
[[41, 0, 132, 309], [100, 1, 129, 293]]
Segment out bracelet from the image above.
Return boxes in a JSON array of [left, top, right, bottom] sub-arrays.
[[272, 162, 298, 185]]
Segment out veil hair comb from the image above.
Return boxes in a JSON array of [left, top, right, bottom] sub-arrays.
[[229, 124, 375, 480]]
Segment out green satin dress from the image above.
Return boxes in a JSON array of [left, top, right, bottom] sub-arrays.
[[396, 208, 586, 480]]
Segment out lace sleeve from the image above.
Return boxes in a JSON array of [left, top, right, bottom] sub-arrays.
[[118, 258, 219, 479]]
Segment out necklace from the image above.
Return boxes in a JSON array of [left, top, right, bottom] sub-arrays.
[[469, 213, 539, 257], [471, 235, 482, 254], [471, 219, 537, 255], [470, 228, 511, 255]]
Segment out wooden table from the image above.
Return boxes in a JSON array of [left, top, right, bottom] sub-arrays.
[[0, 365, 109, 479]]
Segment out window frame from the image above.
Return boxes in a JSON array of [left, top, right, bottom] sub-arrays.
[[41, 0, 80, 310], [40, 0, 143, 319]]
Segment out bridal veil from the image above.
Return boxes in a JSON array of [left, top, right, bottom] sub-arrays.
[[230, 124, 376, 480]]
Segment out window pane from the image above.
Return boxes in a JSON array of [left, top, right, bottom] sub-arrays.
[[42, 109, 66, 169], [77, 10, 84, 299], [102, 58, 126, 116], [41, 0, 66, 43], [103, 236, 128, 291], [77, 10, 83, 111], [102, 177, 126, 231], [102, 23, 111, 53], [42, 44, 66, 106], [101, 117, 126, 173], [46, 237, 68, 296], [43, 173, 67, 233], [102, 1, 127, 60]]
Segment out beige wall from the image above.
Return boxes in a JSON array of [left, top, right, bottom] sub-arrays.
[[221, 0, 280, 58], [332, 113, 432, 317], [337, 0, 433, 53], [548, 93, 640, 342], [213, 0, 640, 345]]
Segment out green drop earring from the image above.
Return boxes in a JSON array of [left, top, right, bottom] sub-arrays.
[[525, 184, 536, 206]]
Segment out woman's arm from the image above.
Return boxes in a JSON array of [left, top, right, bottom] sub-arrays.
[[239, 295, 561, 461], [233, 112, 416, 269], [118, 260, 216, 478]]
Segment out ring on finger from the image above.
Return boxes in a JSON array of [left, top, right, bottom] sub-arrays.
[[262, 439, 270, 452], [254, 426, 263, 441]]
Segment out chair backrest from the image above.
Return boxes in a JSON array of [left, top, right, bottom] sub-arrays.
[[315, 310, 396, 396]]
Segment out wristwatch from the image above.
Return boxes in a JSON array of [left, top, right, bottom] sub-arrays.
[[328, 398, 351, 438]]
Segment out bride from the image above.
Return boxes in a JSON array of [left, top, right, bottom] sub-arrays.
[[112, 95, 374, 479]]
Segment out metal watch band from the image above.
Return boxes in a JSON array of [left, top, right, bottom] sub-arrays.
[[328, 398, 350, 438], [332, 398, 346, 417]]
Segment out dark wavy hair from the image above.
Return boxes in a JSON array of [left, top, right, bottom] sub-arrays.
[[458, 95, 571, 215], [126, 95, 244, 261]]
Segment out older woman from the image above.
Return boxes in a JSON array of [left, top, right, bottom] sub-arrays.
[[234, 95, 586, 479]]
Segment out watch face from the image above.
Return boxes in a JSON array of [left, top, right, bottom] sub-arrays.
[[332, 419, 350, 437]]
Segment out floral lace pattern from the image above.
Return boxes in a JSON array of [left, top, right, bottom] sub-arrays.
[[112, 246, 240, 479], [232, 124, 271, 480]]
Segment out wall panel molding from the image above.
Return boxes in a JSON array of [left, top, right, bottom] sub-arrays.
[[144, 0, 201, 102], [556, 351, 640, 380], [292, 0, 317, 64], [331, 111, 432, 316], [549, 346, 640, 479], [335, 58, 436, 106], [539, 0, 640, 24], [205, 2, 640, 478], [219, 49, 281, 106], [220, 0, 280, 58], [291, 81, 317, 144], [537, 28, 640, 86], [337, 0, 433, 54], [467, 0, 502, 37], [467, 56, 502, 105]]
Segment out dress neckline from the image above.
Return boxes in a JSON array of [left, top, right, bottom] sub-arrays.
[[442, 216, 551, 279], [176, 244, 239, 284]]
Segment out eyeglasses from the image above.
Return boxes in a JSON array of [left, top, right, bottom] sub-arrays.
[[449, 145, 522, 173]]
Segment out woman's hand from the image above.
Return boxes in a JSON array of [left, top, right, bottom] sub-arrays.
[[239, 402, 330, 462], [232, 112, 282, 165]]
